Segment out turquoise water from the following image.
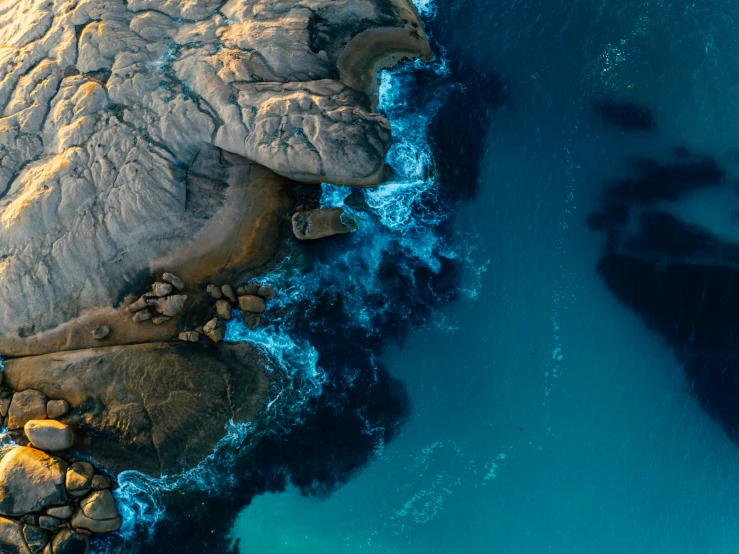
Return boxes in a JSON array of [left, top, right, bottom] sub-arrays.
[[230, 0, 739, 552]]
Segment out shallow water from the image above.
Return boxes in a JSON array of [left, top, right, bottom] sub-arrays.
[[230, 0, 739, 552]]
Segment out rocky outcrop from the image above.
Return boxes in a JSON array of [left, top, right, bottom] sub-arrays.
[[0, 448, 67, 516], [292, 208, 359, 240], [2, 342, 276, 475]]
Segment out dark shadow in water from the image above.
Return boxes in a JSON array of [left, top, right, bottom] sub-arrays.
[[100, 39, 502, 554], [593, 99, 657, 132], [590, 148, 739, 451]]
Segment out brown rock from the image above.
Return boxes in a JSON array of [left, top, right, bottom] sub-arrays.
[[3, 343, 274, 476], [126, 297, 148, 313], [80, 490, 118, 521], [151, 315, 171, 325], [89, 326, 110, 340], [241, 282, 260, 295], [0, 398, 10, 418], [203, 319, 225, 343], [25, 421, 74, 452], [238, 295, 266, 314], [150, 282, 173, 297], [46, 400, 69, 420], [206, 285, 222, 299], [132, 310, 152, 323], [215, 300, 233, 321], [221, 285, 238, 303], [148, 295, 187, 317], [162, 273, 185, 291], [22, 524, 47, 552], [90, 476, 110, 491], [291, 208, 358, 240], [8, 390, 47, 429], [70, 511, 121, 534], [245, 315, 261, 331], [65, 463, 93, 498], [50, 529, 89, 554], [0, 447, 67, 516], [257, 286, 276, 300], [178, 331, 200, 343], [46, 506, 73, 519], [0, 517, 30, 554]]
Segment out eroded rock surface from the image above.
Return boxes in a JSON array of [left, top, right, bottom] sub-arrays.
[[0, 0, 430, 338], [3, 342, 277, 474]]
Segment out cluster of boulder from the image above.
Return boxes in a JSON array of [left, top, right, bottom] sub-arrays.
[[0, 379, 120, 553], [126, 272, 188, 325], [179, 282, 278, 344]]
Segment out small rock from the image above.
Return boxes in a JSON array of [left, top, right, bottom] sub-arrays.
[[203, 318, 225, 343], [25, 420, 74, 451], [206, 285, 222, 299], [256, 286, 276, 300], [50, 529, 89, 554], [242, 282, 260, 295], [150, 282, 173, 297], [162, 272, 185, 290], [178, 331, 200, 343], [91, 476, 111, 491], [80, 490, 119, 521], [21, 515, 36, 525], [148, 294, 187, 317], [46, 400, 69, 420], [221, 285, 237, 303], [215, 299, 232, 321], [291, 208, 357, 240], [65, 462, 93, 497], [0, 398, 10, 418], [195, 326, 204, 334], [89, 326, 110, 340], [132, 310, 152, 323], [46, 506, 73, 519], [245, 315, 261, 330], [238, 295, 266, 314], [70, 510, 121, 534], [38, 516, 61, 531], [151, 315, 171, 325], [126, 297, 148, 313], [236, 286, 247, 296], [8, 390, 47, 429], [23, 523, 48, 552]]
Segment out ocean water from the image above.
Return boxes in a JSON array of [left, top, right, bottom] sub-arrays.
[[226, 0, 739, 553]]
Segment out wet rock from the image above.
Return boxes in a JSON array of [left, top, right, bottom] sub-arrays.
[[132, 310, 152, 323], [0, 398, 10, 418], [50, 529, 89, 554], [242, 283, 260, 296], [148, 295, 187, 317], [245, 315, 261, 330], [126, 297, 148, 313], [89, 326, 110, 340], [150, 282, 173, 297], [162, 273, 185, 291], [178, 331, 200, 343], [8, 390, 47, 429], [151, 315, 171, 325], [257, 286, 276, 300], [23, 523, 47, 552], [206, 285, 222, 299], [46, 400, 69, 420], [238, 295, 266, 314], [65, 463, 93, 498], [215, 299, 233, 321], [81, 490, 118, 521], [46, 506, 73, 519], [25, 421, 74, 452], [90, 476, 110, 491], [291, 208, 357, 240], [0, 447, 67, 516], [0, 516, 30, 554], [221, 285, 237, 303], [203, 318, 225, 343]]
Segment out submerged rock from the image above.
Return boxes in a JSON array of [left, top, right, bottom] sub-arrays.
[[0, 447, 67, 516], [292, 208, 358, 240]]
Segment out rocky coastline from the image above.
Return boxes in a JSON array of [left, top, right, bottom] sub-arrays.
[[0, 0, 433, 550]]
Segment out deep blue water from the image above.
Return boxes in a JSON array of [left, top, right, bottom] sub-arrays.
[[100, 0, 739, 551]]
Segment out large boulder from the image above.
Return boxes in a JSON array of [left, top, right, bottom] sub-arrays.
[[3, 343, 276, 475], [7, 390, 47, 430], [0, 447, 67, 516], [292, 208, 359, 240], [24, 420, 74, 452], [0, 0, 430, 340]]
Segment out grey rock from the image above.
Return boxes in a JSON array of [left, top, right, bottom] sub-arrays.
[[22, 524, 47, 552], [70, 511, 121, 534], [89, 326, 110, 340], [178, 331, 200, 343], [132, 310, 152, 323], [126, 297, 149, 313], [257, 286, 277, 300], [46, 400, 69, 420], [150, 282, 173, 297], [50, 529, 89, 554], [238, 295, 266, 314], [151, 316, 171, 325], [80, 490, 118, 521], [0, 447, 67, 516], [221, 285, 237, 303], [65, 463, 93, 498], [148, 295, 187, 317], [206, 285, 223, 299], [0, 517, 30, 554], [37, 516, 61, 531], [162, 273, 185, 291], [0, 398, 10, 418], [46, 506, 73, 519], [292, 208, 358, 240], [24, 420, 74, 451], [215, 300, 233, 321], [8, 390, 47, 430], [91, 476, 111, 491], [203, 319, 225, 343]]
